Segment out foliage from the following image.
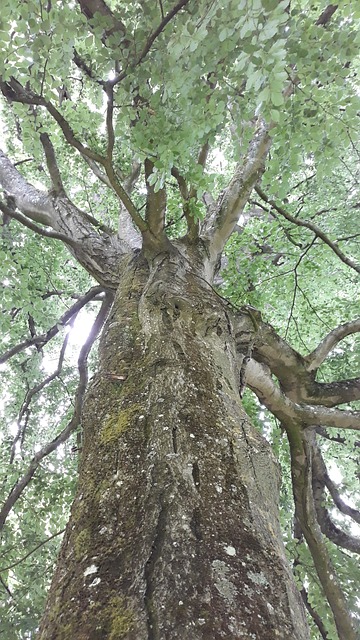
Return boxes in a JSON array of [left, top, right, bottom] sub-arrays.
[[0, 0, 359, 638]]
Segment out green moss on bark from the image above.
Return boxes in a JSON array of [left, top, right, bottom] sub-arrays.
[[100, 405, 139, 445], [108, 596, 134, 639]]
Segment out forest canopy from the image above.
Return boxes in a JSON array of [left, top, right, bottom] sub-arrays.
[[0, 1, 359, 638]]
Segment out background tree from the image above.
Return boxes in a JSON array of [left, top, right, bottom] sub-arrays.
[[0, 1, 359, 638]]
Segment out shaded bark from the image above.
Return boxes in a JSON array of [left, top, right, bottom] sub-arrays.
[[38, 250, 309, 639]]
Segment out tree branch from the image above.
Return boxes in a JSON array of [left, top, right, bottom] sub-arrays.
[[0, 149, 53, 226], [111, 0, 191, 86], [39, 132, 65, 195], [104, 162, 147, 232], [246, 358, 360, 430], [234, 309, 360, 409], [0, 528, 66, 573], [0, 201, 79, 249], [304, 318, 360, 371], [0, 286, 103, 365], [82, 156, 112, 188], [77, 0, 126, 38], [300, 587, 330, 639], [0, 293, 112, 532], [144, 158, 167, 240], [254, 186, 360, 275], [310, 378, 360, 408], [0, 77, 105, 164], [171, 166, 199, 240], [312, 445, 360, 553], [316, 4, 338, 26], [10, 324, 73, 463], [73, 48, 104, 86], [201, 120, 271, 265], [105, 83, 115, 161], [313, 492, 360, 553], [289, 428, 357, 640], [312, 440, 360, 525]]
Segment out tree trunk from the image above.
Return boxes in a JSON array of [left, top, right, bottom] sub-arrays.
[[38, 251, 309, 639]]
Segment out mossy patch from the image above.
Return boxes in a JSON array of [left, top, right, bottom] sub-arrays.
[[108, 596, 134, 639], [74, 528, 91, 560], [100, 405, 139, 445]]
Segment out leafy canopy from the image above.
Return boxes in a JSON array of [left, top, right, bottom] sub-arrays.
[[0, 1, 359, 639]]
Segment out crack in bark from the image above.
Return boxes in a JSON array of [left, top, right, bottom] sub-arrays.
[[190, 507, 203, 541], [144, 495, 168, 640], [192, 461, 200, 491], [172, 425, 178, 453]]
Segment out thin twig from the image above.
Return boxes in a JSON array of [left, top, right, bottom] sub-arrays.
[[255, 186, 360, 274], [0, 528, 66, 573]]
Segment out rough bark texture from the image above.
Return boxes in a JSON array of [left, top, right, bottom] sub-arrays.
[[38, 251, 309, 639]]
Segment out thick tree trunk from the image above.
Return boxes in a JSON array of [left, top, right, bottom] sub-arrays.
[[38, 251, 309, 639]]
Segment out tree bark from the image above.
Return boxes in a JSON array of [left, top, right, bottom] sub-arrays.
[[38, 250, 309, 640]]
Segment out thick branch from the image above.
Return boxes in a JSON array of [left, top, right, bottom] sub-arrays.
[[289, 429, 357, 640], [310, 378, 360, 408], [40, 132, 65, 195], [0, 293, 112, 532], [316, 4, 338, 26], [312, 441, 360, 525], [314, 495, 360, 553], [201, 120, 271, 263], [312, 442, 360, 553], [234, 309, 360, 408], [0, 201, 79, 249], [305, 319, 360, 371], [0, 149, 53, 225], [76, 0, 127, 43], [144, 158, 167, 239], [255, 186, 360, 275], [246, 359, 360, 430]]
